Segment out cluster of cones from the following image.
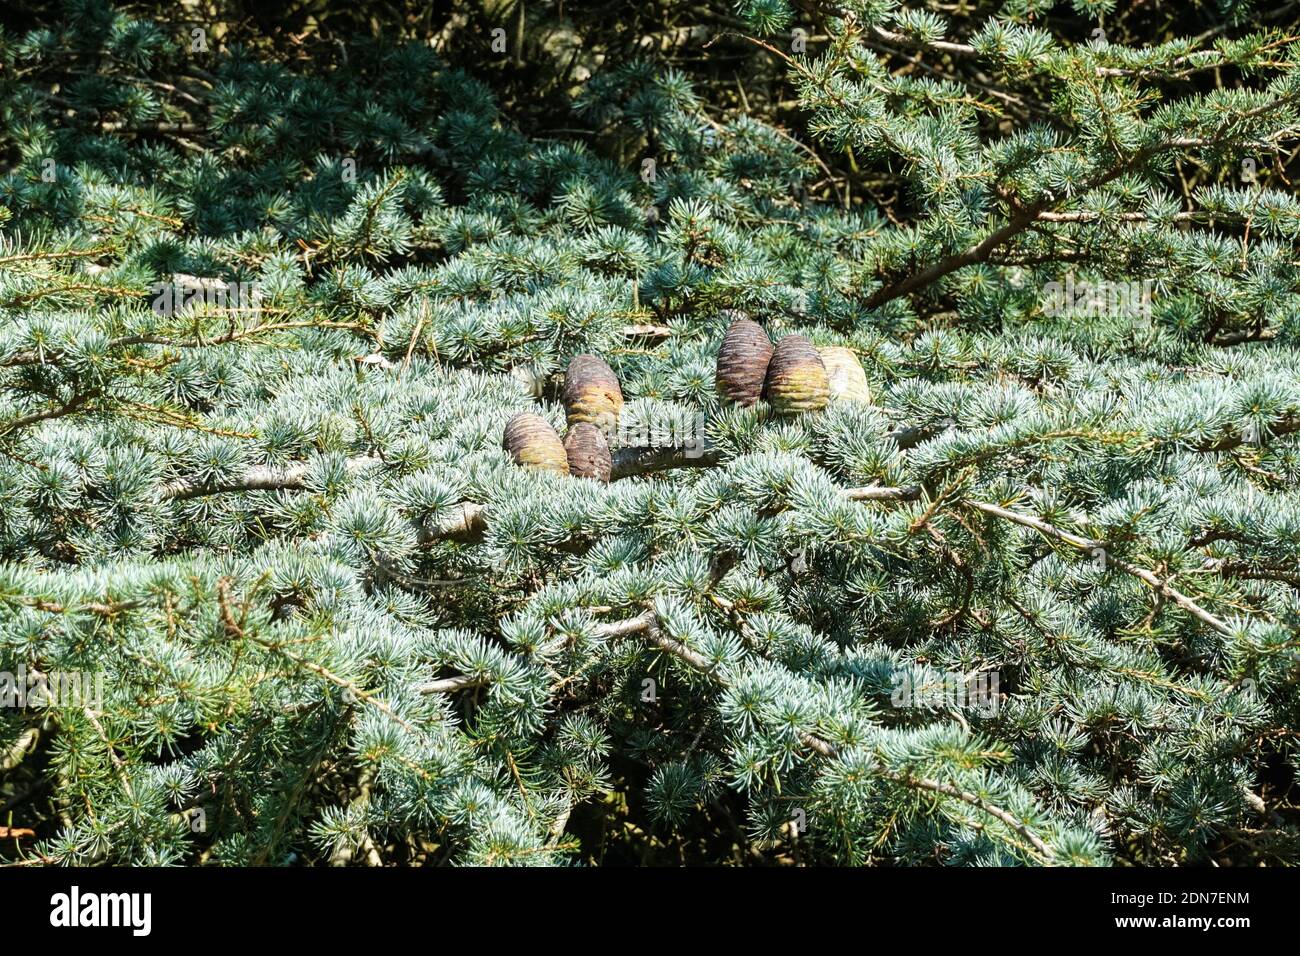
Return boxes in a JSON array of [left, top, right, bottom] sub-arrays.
[[503, 312, 869, 480], [503, 355, 622, 481], [715, 312, 869, 411]]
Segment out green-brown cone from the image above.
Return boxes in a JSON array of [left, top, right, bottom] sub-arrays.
[[503, 412, 570, 475], [763, 335, 830, 414], [562, 354, 623, 436]]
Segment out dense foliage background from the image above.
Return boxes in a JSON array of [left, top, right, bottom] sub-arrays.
[[2, 0, 1299, 866]]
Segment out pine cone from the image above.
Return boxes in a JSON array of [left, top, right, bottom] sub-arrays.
[[763, 335, 829, 414], [819, 347, 871, 404], [503, 413, 570, 475], [715, 313, 773, 406], [564, 423, 612, 482], [563, 354, 623, 436]]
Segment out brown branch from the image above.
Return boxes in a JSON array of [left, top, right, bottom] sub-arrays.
[[0, 724, 45, 773], [866, 23, 1286, 81], [2, 321, 373, 368], [0, 390, 97, 436], [609, 443, 722, 478], [0, 246, 114, 265], [860, 97, 1300, 310], [419, 674, 488, 694], [1035, 210, 1202, 223], [217, 578, 428, 740], [963, 499, 1233, 636], [2, 283, 144, 308], [1195, 414, 1300, 452], [836, 485, 1236, 635], [844, 484, 923, 501], [3, 323, 675, 369]]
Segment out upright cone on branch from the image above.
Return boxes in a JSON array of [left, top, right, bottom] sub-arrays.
[[715, 313, 773, 407], [764, 335, 829, 414], [564, 423, 612, 482], [503, 412, 569, 475], [563, 354, 623, 436], [819, 347, 871, 404]]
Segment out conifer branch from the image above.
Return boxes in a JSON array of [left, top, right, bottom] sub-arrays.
[[580, 606, 1058, 862], [860, 97, 1300, 309], [0, 390, 98, 436], [836, 488, 1234, 634], [2, 321, 375, 368], [7, 0, 1297, 869], [963, 500, 1233, 636]]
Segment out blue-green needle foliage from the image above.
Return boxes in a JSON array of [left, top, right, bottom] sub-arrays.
[[0, 0, 1298, 866]]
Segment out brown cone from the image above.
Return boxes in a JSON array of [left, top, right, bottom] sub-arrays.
[[564, 423, 612, 482], [563, 354, 623, 436], [503, 413, 570, 475], [763, 335, 830, 414], [715, 314, 773, 406]]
